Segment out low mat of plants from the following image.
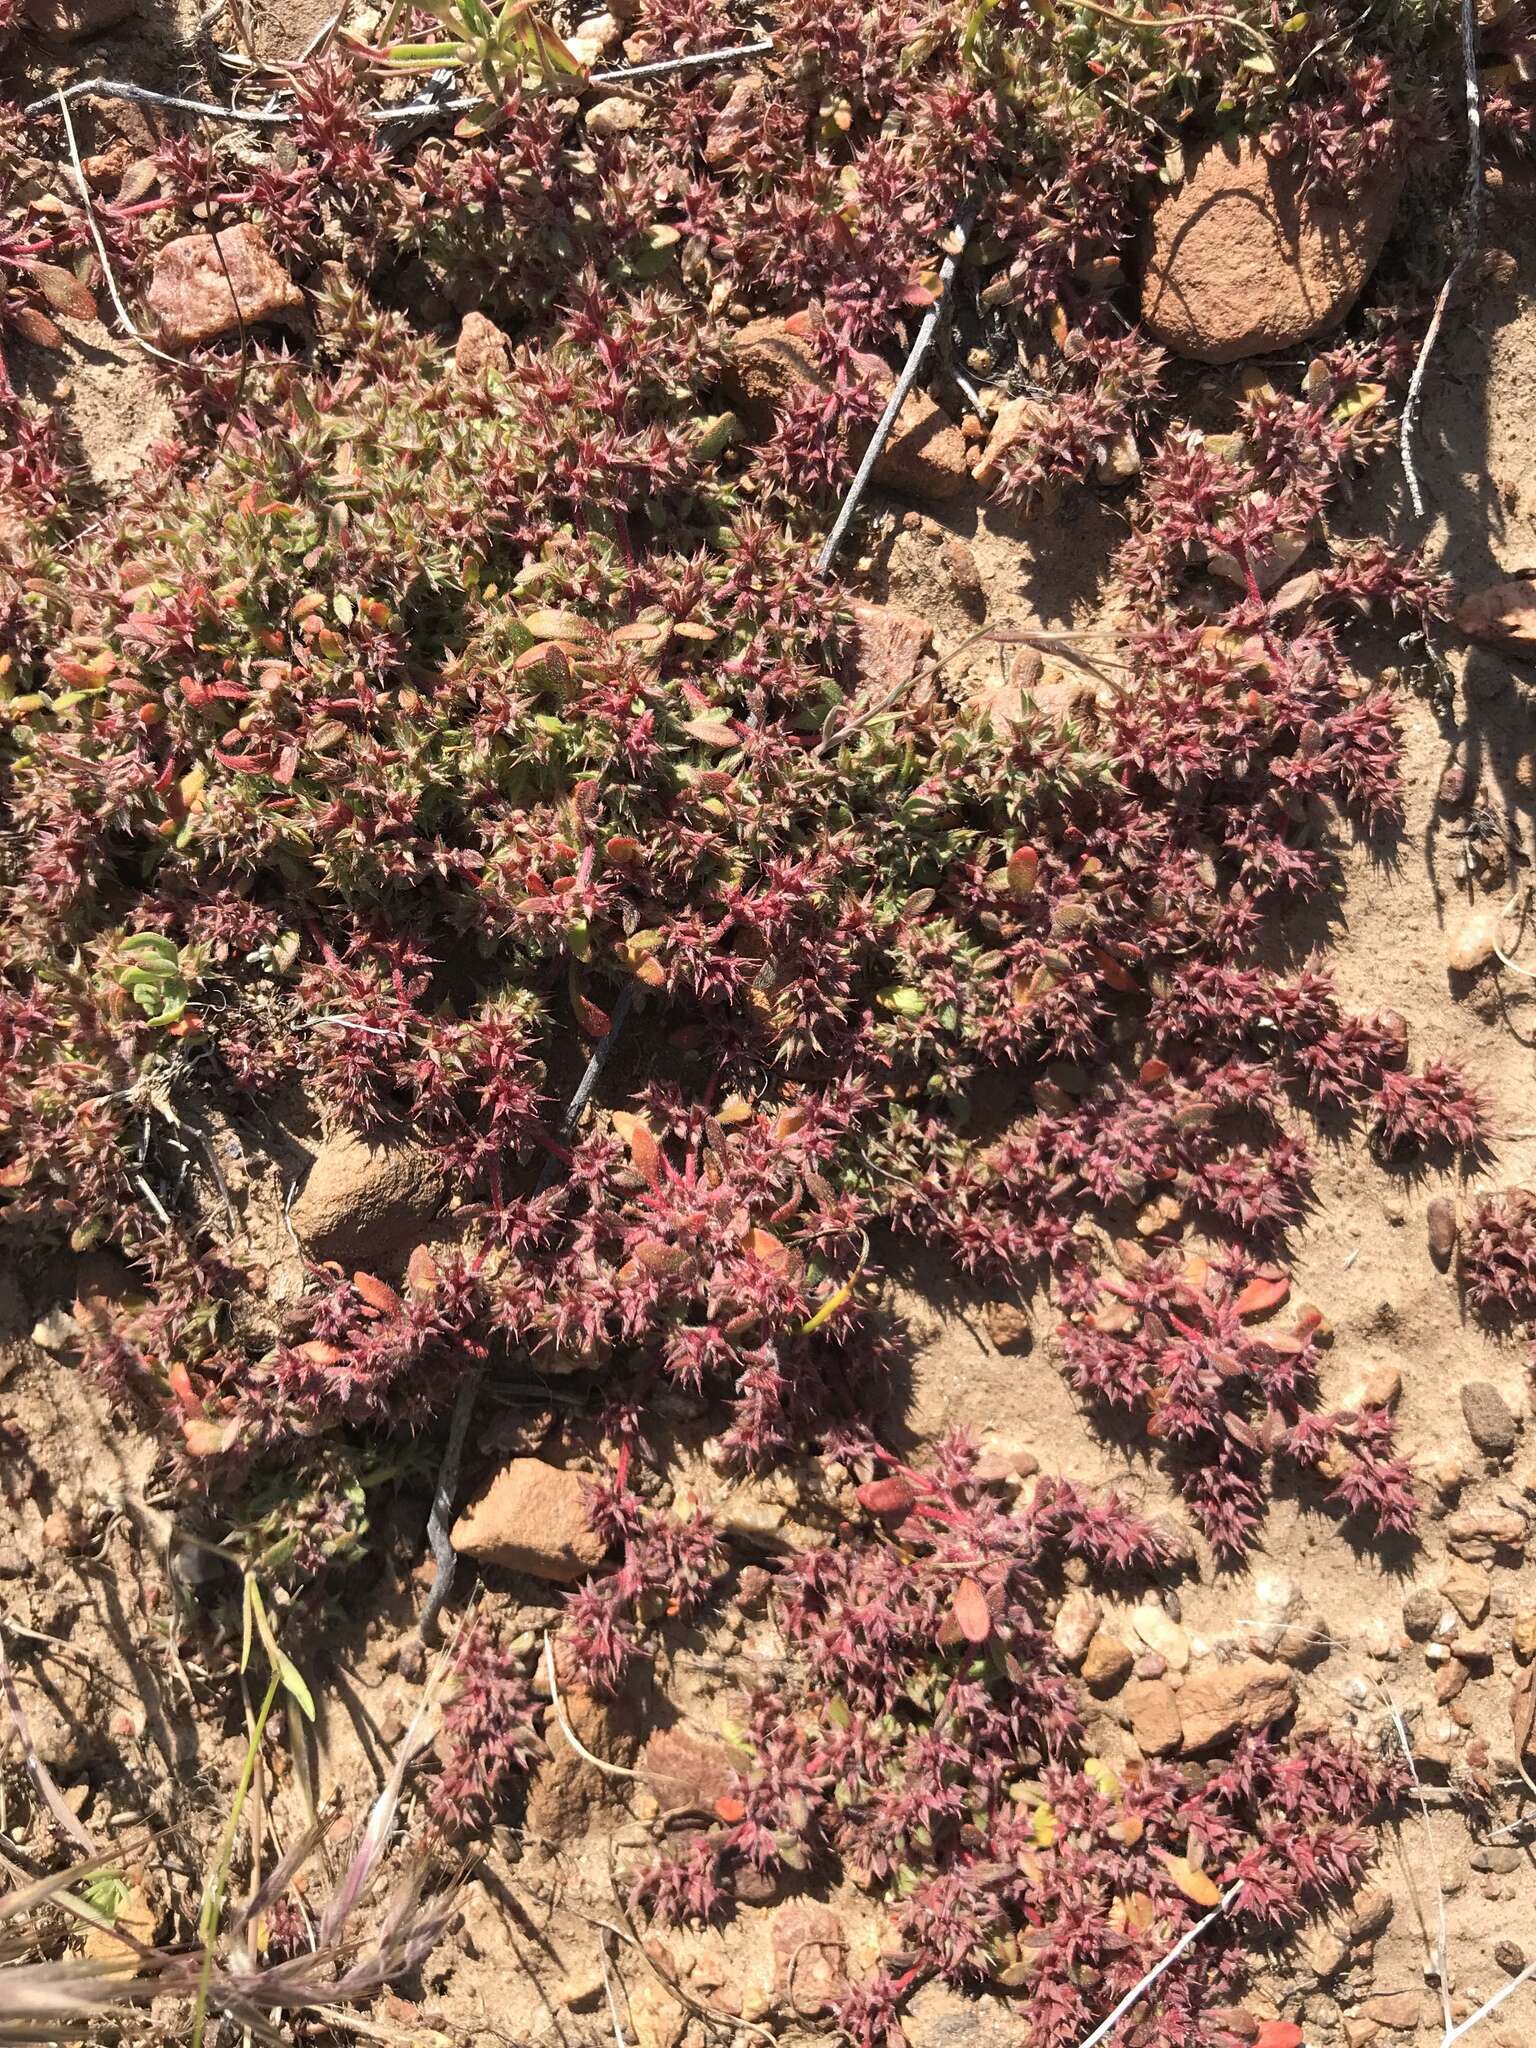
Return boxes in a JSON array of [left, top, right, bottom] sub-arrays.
[[1, 0, 1529, 2039]]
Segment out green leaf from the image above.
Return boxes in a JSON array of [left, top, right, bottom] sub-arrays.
[[272, 1647, 316, 1720], [248, 1581, 315, 1721], [876, 986, 926, 1017], [79, 1873, 129, 1923]]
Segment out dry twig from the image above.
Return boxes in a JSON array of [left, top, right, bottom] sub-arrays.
[[1399, 0, 1483, 520]]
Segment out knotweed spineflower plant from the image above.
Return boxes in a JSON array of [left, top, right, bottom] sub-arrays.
[[616, 1438, 1399, 2046], [430, 1622, 546, 1834], [0, 0, 1479, 1587], [1457, 1190, 1536, 1329], [1056, 1249, 1415, 1558]]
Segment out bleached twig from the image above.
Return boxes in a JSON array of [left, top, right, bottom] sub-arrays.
[[26, 39, 774, 124], [1399, 0, 1483, 520], [1383, 1691, 1454, 2039], [53, 89, 185, 371], [1442, 1960, 1536, 2046], [1072, 1881, 1243, 2048], [816, 211, 974, 576], [542, 1634, 646, 1780], [598, 1937, 630, 2048]]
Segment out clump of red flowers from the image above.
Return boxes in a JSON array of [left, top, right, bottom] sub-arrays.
[[1458, 1190, 1536, 1328], [430, 1622, 546, 1835], [0, 0, 1485, 1721], [1057, 1252, 1415, 1559], [615, 1438, 1400, 2047]]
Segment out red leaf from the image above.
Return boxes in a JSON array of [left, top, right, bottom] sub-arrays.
[[570, 983, 610, 1038], [628, 1119, 663, 1187], [745, 1225, 792, 1274], [1233, 1274, 1290, 1318], [11, 305, 65, 350], [1006, 846, 1039, 897], [1093, 947, 1140, 993], [1255, 2025, 1305, 2048], [713, 1794, 746, 1823], [406, 1244, 440, 1297], [352, 1271, 401, 1315], [952, 1577, 992, 1644], [857, 1476, 915, 1518], [29, 261, 97, 322]]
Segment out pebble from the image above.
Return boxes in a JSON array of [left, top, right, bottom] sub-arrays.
[[1131, 1602, 1190, 1671], [146, 226, 302, 352], [1361, 1990, 1425, 2032], [1402, 1586, 1442, 1640], [1305, 1926, 1348, 1979], [1052, 1589, 1101, 1667], [938, 537, 984, 602], [1434, 1658, 1469, 1704], [30, 1308, 77, 1353], [1495, 1941, 1527, 1974], [1427, 1197, 1459, 1266], [1348, 1890, 1394, 1944], [1140, 132, 1401, 363], [1177, 1657, 1295, 1753], [1425, 1448, 1471, 1501], [1462, 1381, 1520, 1458], [1362, 1616, 1398, 1661], [1120, 1676, 1181, 1756], [1440, 1559, 1491, 1627], [983, 1301, 1032, 1353], [1470, 1845, 1521, 1874], [1446, 1504, 1529, 1559], [585, 95, 648, 138], [1446, 906, 1503, 975], [42, 1507, 88, 1552], [1081, 1633, 1134, 1693], [451, 1458, 608, 1581]]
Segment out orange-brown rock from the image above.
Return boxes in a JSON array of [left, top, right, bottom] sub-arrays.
[[147, 227, 302, 351], [1141, 135, 1401, 364]]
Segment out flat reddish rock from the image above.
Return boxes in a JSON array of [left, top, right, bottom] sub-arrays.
[[1141, 135, 1401, 364], [769, 1901, 847, 2015], [640, 1723, 738, 1811], [1120, 1675, 1181, 1755], [146, 227, 302, 351], [1456, 577, 1536, 658], [1177, 1657, 1295, 1753], [451, 1457, 607, 1581], [849, 600, 932, 699]]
